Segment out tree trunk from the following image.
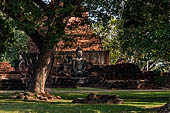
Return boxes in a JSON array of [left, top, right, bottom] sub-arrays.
[[30, 47, 54, 93], [159, 98, 170, 113]]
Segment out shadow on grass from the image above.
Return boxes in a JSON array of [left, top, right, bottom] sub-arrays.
[[0, 90, 169, 113], [52, 91, 169, 104], [0, 100, 151, 113]]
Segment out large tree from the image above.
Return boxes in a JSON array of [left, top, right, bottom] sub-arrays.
[[0, 0, 122, 93]]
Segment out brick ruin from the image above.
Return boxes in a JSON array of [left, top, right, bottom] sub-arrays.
[[72, 93, 123, 104], [28, 7, 109, 65], [1, 60, 170, 90], [0, 7, 110, 90], [0, 62, 27, 90]]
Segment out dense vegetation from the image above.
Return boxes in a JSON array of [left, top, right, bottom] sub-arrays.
[[94, 0, 170, 72]]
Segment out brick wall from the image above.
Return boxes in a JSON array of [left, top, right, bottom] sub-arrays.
[[28, 7, 104, 53], [54, 50, 110, 67], [0, 62, 14, 72], [0, 62, 21, 80]]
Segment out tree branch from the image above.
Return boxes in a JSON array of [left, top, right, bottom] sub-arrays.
[[28, 31, 43, 50]]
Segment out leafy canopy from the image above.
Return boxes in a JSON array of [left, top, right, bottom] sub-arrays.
[[0, 11, 15, 54], [120, 0, 170, 61], [93, 0, 170, 71], [0, 0, 123, 48]]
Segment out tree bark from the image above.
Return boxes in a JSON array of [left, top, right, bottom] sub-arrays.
[[30, 46, 55, 93], [159, 98, 170, 113]]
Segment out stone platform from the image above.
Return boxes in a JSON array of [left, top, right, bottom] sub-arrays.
[[0, 62, 27, 90]]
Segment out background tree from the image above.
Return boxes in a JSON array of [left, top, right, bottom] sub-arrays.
[[0, 30, 28, 68], [93, 0, 170, 72], [92, 17, 124, 64], [0, 11, 15, 55], [0, 11, 28, 69], [120, 0, 170, 110], [0, 0, 123, 93], [119, 0, 170, 72]]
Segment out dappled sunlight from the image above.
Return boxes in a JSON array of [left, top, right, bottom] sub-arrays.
[[93, 110, 101, 113], [0, 110, 35, 113], [133, 91, 170, 96], [126, 103, 164, 109], [125, 101, 165, 108], [55, 99, 72, 103], [125, 101, 166, 105], [0, 90, 169, 112]]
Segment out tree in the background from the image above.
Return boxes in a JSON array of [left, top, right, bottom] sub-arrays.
[[93, 0, 170, 72], [119, 0, 170, 72], [0, 0, 123, 93], [0, 11, 28, 69], [92, 17, 124, 64], [0, 30, 28, 67], [0, 12, 15, 55]]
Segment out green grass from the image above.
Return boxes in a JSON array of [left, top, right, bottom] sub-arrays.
[[0, 88, 170, 113]]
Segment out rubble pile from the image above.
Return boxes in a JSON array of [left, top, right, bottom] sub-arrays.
[[72, 93, 123, 104], [10, 92, 61, 101], [0, 62, 27, 90]]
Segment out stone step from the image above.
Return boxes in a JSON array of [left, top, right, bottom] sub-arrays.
[[0, 71, 21, 74], [0, 79, 24, 83], [0, 86, 27, 90], [0, 83, 26, 86], [0, 74, 21, 80], [0, 79, 27, 90]]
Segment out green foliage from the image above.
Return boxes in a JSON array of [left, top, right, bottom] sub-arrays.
[[93, 0, 170, 71], [84, 0, 123, 26], [119, 0, 170, 70], [0, 30, 28, 66], [0, 11, 15, 54], [0, 0, 124, 54], [92, 17, 125, 64], [0, 11, 28, 64]]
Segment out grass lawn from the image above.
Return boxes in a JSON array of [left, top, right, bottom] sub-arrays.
[[0, 87, 169, 113]]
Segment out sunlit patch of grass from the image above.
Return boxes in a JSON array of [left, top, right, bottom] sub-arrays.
[[125, 101, 166, 109], [52, 92, 89, 100]]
